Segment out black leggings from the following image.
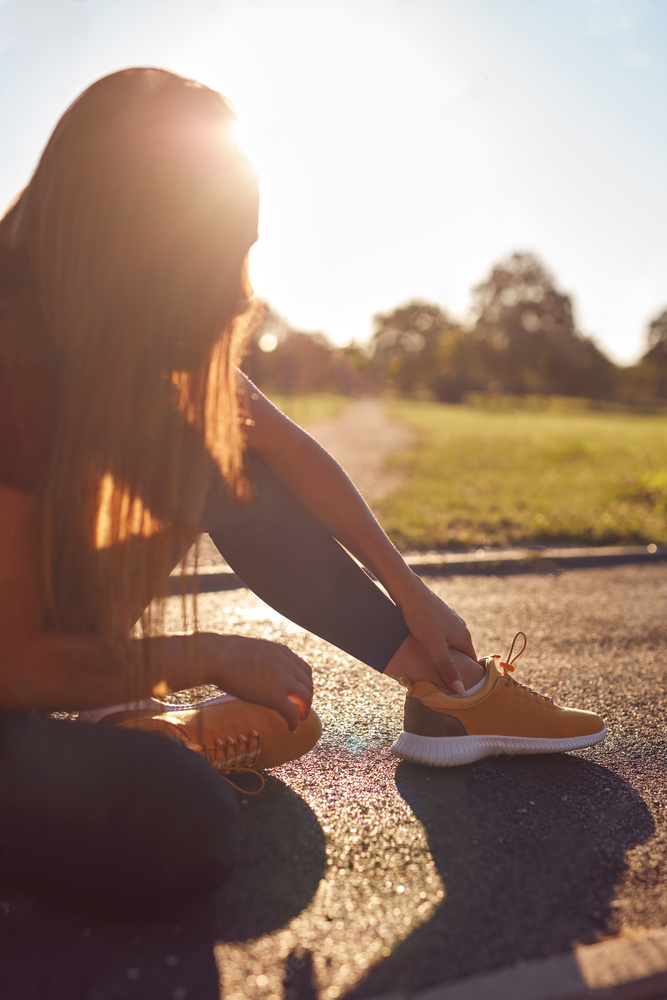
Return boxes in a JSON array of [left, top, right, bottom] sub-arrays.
[[203, 454, 410, 671], [0, 456, 409, 913]]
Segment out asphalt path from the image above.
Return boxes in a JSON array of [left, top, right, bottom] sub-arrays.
[[1, 563, 666, 1000]]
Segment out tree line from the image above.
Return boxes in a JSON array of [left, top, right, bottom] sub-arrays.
[[243, 252, 667, 405]]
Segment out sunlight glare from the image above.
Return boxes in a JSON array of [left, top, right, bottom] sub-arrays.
[[258, 332, 278, 353], [200, 0, 473, 342]]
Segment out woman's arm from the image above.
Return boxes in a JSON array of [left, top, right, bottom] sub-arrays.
[[241, 374, 476, 689], [2, 631, 312, 729], [0, 485, 311, 728]]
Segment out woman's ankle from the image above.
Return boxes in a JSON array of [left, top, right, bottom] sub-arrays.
[[384, 636, 485, 692]]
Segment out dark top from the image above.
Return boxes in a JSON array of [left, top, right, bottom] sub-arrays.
[[0, 246, 60, 495]]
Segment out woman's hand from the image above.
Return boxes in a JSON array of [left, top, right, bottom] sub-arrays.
[[200, 633, 313, 732], [395, 575, 477, 693]]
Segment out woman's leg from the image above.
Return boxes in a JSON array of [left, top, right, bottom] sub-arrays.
[[205, 455, 410, 672], [0, 711, 240, 914], [205, 455, 483, 688]]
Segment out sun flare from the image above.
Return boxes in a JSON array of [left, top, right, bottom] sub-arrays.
[[194, 0, 469, 342]]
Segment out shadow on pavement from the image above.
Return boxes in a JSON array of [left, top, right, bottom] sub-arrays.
[[0, 774, 326, 1000], [347, 754, 654, 999]]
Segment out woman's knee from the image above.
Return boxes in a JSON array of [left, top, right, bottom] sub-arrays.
[[0, 713, 242, 913], [116, 734, 243, 912]]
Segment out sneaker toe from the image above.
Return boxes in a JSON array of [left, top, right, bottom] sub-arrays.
[[257, 709, 322, 769], [555, 707, 605, 739]]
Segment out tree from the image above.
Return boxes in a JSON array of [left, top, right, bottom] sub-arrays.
[[371, 301, 454, 393], [637, 308, 667, 399], [470, 252, 614, 398], [430, 324, 491, 402], [242, 304, 339, 393], [647, 309, 667, 352]]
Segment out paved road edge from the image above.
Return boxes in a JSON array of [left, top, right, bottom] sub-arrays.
[[172, 544, 667, 593], [403, 544, 667, 577], [367, 926, 667, 1000]]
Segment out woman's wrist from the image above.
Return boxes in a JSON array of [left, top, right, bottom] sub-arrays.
[[123, 632, 207, 695], [366, 550, 425, 610]]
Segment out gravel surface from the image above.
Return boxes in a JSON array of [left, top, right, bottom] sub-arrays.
[[1, 564, 666, 1000]]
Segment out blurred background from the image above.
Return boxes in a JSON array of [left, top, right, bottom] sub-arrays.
[[2, 0, 667, 548], [2, 0, 667, 398]]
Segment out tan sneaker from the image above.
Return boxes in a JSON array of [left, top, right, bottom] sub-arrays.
[[85, 694, 321, 775], [392, 633, 606, 767]]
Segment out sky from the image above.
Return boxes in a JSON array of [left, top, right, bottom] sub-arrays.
[[1, 0, 666, 363]]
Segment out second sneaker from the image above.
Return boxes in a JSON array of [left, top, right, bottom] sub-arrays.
[[392, 633, 606, 767]]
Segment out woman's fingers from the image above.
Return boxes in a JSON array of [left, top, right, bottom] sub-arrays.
[[281, 695, 302, 732], [286, 673, 313, 712], [452, 622, 476, 662], [430, 641, 466, 695], [438, 602, 476, 661], [273, 651, 313, 729], [405, 612, 476, 685], [262, 677, 311, 731], [205, 635, 314, 728], [287, 693, 310, 723], [293, 654, 313, 685], [286, 655, 313, 711], [279, 681, 312, 731], [399, 582, 477, 667]]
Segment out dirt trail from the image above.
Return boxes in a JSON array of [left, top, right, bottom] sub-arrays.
[[305, 396, 414, 503]]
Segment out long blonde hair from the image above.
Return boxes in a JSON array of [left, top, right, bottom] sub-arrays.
[[1, 68, 259, 648]]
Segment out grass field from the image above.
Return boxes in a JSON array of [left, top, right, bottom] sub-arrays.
[[375, 398, 667, 549], [265, 392, 349, 426]]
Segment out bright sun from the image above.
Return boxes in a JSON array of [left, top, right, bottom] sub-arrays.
[[193, 0, 467, 341]]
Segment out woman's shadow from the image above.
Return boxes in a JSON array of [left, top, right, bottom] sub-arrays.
[[346, 753, 655, 999], [0, 774, 326, 1000]]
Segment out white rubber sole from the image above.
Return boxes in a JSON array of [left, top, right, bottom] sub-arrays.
[[78, 692, 236, 725], [391, 725, 607, 767]]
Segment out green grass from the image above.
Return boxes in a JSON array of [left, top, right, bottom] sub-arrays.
[[376, 399, 667, 549], [265, 392, 350, 426]]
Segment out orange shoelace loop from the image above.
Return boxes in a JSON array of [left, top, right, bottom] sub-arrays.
[[494, 631, 553, 702], [498, 631, 527, 675]]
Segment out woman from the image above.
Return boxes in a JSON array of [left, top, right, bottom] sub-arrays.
[[0, 68, 604, 914]]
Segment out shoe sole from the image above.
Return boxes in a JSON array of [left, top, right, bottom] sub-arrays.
[[391, 725, 607, 767], [78, 692, 236, 726]]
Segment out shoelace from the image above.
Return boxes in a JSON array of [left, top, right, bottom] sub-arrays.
[[494, 631, 553, 703], [93, 706, 267, 795], [219, 768, 265, 795], [182, 727, 266, 795], [209, 729, 266, 794]]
